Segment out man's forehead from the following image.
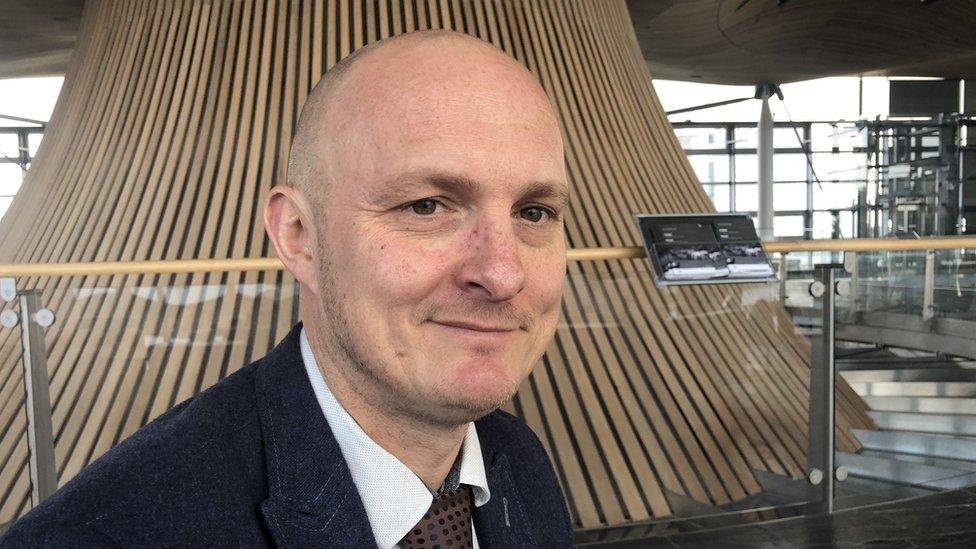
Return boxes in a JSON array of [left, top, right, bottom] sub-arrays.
[[330, 34, 530, 95], [322, 35, 553, 130]]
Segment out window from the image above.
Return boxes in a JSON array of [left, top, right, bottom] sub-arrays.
[[774, 215, 806, 238], [702, 184, 731, 211], [672, 121, 873, 240], [689, 155, 730, 183]]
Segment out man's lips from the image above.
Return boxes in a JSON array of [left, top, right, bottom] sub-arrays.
[[430, 320, 519, 333]]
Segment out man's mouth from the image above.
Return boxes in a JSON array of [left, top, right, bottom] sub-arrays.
[[430, 320, 519, 333]]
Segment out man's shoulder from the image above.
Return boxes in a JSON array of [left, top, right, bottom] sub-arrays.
[[476, 409, 574, 544], [2, 360, 271, 546], [476, 408, 547, 459]]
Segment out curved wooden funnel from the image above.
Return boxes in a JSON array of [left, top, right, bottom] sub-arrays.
[[0, 0, 873, 527]]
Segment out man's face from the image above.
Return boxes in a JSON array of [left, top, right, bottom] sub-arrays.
[[310, 46, 568, 425]]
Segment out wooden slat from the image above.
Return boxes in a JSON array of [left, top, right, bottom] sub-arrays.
[[0, 0, 876, 528]]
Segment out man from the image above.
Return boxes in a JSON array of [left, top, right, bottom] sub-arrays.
[[1, 30, 572, 547]]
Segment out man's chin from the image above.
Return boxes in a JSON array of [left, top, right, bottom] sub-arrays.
[[425, 387, 516, 426]]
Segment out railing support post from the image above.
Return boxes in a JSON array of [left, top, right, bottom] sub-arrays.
[[13, 290, 58, 505], [807, 264, 843, 514], [923, 249, 935, 320], [844, 251, 858, 312], [778, 252, 789, 307]]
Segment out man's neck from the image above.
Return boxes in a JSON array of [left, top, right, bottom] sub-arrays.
[[307, 332, 468, 492], [338, 393, 467, 492]]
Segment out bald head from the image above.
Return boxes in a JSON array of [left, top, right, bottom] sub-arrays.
[[286, 30, 562, 205]]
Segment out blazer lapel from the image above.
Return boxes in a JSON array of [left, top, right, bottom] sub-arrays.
[[254, 325, 374, 548], [473, 452, 538, 548]]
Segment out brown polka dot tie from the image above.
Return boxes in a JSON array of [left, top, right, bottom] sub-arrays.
[[400, 485, 474, 549]]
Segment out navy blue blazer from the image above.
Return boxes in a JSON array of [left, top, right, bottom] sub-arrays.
[[1, 324, 573, 547]]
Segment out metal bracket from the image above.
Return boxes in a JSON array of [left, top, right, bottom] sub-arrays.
[[0, 310, 17, 328], [835, 466, 849, 482], [809, 280, 826, 298], [0, 278, 15, 302]]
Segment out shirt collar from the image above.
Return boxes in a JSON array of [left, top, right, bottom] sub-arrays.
[[300, 329, 490, 548]]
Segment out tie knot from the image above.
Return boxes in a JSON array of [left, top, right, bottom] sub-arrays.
[[400, 485, 474, 549]]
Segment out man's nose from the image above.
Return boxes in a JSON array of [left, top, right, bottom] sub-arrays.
[[456, 218, 526, 302]]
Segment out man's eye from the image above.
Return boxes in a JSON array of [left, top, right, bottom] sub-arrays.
[[409, 199, 439, 215], [519, 206, 551, 223]]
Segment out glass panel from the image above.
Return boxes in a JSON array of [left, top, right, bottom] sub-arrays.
[[0, 297, 27, 524], [850, 250, 927, 316], [702, 184, 730, 211], [735, 154, 758, 182], [673, 126, 726, 150], [28, 133, 43, 157], [0, 196, 12, 219], [688, 155, 730, 183], [838, 211, 854, 238], [735, 183, 757, 212], [812, 211, 839, 239], [773, 215, 805, 238], [564, 259, 815, 529], [734, 127, 757, 149], [810, 123, 864, 153], [831, 249, 976, 497], [0, 134, 19, 158], [812, 182, 860, 210], [775, 127, 805, 149], [812, 153, 866, 182], [774, 154, 808, 182], [732, 127, 804, 150], [933, 248, 976, 321], [774, 182, 807, 211], [0, 164, 23, 196], [0, 273, 302, 527]]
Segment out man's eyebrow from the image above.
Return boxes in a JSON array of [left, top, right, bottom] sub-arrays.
[[520, 181, 570, 210], [368, 170, 569, 209], [367, 171, 479, 204]]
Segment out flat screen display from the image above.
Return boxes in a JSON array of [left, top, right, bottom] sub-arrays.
[[634, 213, 777, 286]]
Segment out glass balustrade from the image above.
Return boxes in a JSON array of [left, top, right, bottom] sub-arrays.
[[2, 239, 975, 538]]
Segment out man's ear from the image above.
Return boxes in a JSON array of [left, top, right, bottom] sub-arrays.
[[264, 185, 319, 295]]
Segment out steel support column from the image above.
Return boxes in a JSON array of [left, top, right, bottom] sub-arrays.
[[757, 84, 780, 240]]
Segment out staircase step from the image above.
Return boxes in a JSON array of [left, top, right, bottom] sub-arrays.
[[837, 452, 976, 489], [867, 411, 976, 436], [848, 381, 976, 397], [853, 429, 976, 461], [838, 360, 975, 372], [858, 450, 976, 472], [842, 368, 976, 383], [862, 396, 976, 414]]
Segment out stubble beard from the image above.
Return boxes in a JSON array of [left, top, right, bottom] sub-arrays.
[[314, 248, 513, 430]]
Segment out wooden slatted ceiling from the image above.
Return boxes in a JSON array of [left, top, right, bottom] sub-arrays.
[[0, 0, 875, 528]]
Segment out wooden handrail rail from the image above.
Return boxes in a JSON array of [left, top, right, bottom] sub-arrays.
[[0, 236, 975, 277], [763, 236, 976, 253]]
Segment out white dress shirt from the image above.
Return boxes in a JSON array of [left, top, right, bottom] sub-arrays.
[[300, 329, 490, 548]]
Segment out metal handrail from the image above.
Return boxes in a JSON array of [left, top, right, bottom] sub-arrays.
[[0, 236, 975, 277]]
